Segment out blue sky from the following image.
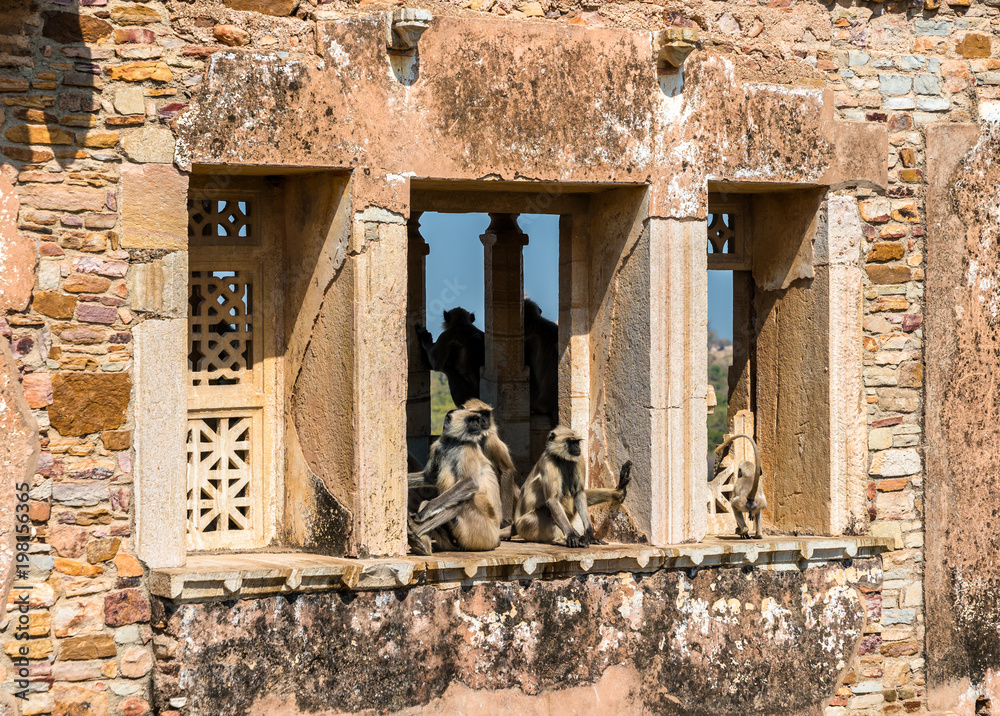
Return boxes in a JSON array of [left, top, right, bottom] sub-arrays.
[[420, 212, 733, 341]]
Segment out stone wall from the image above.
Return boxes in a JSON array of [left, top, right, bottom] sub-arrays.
[[0, 0, 994, 714], [152, 559, 879, 716], [925, 120, 1000, 713]]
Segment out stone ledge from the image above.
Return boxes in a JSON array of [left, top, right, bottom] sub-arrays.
[[150, 536, 893, 602]]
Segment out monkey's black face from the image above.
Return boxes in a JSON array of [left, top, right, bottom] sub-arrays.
[[566, 439, 581, 457], [465, 415, 483, 436]]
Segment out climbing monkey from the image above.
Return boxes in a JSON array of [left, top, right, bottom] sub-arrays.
[[415, 307, 485, 407], [713, 433, 766, 540], [514, 427, 632, 548], [523, 298, 559, 427], [407, 408, 501, 555]]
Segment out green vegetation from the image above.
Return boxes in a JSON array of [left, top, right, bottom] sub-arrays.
[[430, 372, 455, 434], [707, 329, 733, 457]]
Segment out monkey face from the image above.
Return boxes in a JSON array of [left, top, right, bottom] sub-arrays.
[[547, 426, 584, 460], [443, 408, 485, 441]]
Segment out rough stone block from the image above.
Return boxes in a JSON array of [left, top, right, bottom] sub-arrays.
[[859, 199, 891, 223], [49, 524, 88, 557], [866, 265, 911, 284], [121, 126, 176, 164], [119, 645, 153, 677], [870, 448, 922, 477], [104, 589, 150, 626], [101, 430, 131, 450], [110, 4, 161, 25], [869, 427, 893, 450], [895, 56, 926, 71], [121, 164, 187, 248], [54, 600, 104, 638], [49, 372, 131, 437], [114, 552, 143, 578], [33, 291, 77, 319], [52, 683, 109, 716], [127, 251, 188, 316], [108, 61, 172, 82], [77, 303, 118, 325], [59, 634, 117, 660], [879, 388, 919, 412], [87, 537, 120, 563], [916, 97, 949, 112], [53, 558, 104, 577], [22, 373, 53, 408], [4, 638, 52, 659], [17, 185, 106, 212], [42, 10, 113, 43], [224, 0, 296, 14], [52, 484, 111, 510], [956, 33, 991, 58], [913, 74, 940, 95], [114, 86, 145, 116], [4, 124, 74, 145], [868, 243, 905, 262], [879, 74, 912, 96]]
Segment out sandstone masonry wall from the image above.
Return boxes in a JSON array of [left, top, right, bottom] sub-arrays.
[[0, 0, 995, 714]]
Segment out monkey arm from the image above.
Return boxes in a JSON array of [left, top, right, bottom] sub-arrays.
[[574, 490, 605, 545], [408, 472, 432, 488], [415, 324, 438, 369], [542, 477, 581, 545], [415, 477, 477, 524]]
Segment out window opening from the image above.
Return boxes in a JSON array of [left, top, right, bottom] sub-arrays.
[[186, 186, 279, 551], [705, 201, 754, 535], [406, 210, 560, 474]]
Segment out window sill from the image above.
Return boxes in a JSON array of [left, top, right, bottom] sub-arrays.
[[150, 536, 893, 603]]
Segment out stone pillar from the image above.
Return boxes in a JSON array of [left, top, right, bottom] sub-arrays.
[[557, 213, 590, 456], [481, 213, 531, 474], [406, 213, 432, 465], [649, 217, 708, 545], [351, 208, 408, 558]]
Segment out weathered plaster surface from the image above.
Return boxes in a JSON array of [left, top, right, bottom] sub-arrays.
[[0, 341, 38, 621], [155, 559, 877, 716], [0, 175, 35, 314], [175, 19, 885, 220], [925, 121, 1000, 713], [0, 177, 38, 632]]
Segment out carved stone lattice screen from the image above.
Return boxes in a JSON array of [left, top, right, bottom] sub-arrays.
[[186, 189, 277, 551], [187, 197, 258, 246], [706, 197, 750, 271], [707, 410, 754, 534]]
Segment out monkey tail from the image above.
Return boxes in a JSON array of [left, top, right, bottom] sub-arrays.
[[714, 433, 762, 501]]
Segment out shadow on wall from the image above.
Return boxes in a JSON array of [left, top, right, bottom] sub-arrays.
[[2, 2, 118, 173]]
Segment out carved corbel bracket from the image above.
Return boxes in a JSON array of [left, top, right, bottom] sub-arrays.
[[654, 26, 699, 69], [387, 8, 433, 54]]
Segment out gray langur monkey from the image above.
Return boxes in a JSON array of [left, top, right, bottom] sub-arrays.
[[407, 408, 501, 555], [713, 433, 766, 540], [415, 307, 485, 407], [407, 399, 521, 534], [514, 427, 632, 548], [461, 398, 521, 530], [523, 298, 559, 427]]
